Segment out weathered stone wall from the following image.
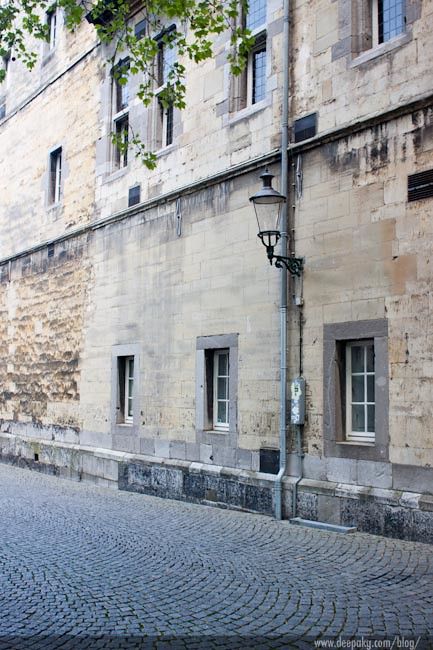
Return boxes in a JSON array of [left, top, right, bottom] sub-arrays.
[[294, 108, 433, 485], [94, 0, 284, 217], [79, 169, 282, 467], [291, 0, 427, 132], [0, 50, 100, 258], [0, 237, 90, 432]]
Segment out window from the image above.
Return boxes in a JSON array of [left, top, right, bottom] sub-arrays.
[[213, 350, 230, 431], [345, 341, 375, 442], [112, 59, 129, 169], [0, 103, 5, 120], [372, 0, 405, 45], [49, 147, 62, 204], [47, 9, 57, 51], [157, 39, 176, 87], [111, 344, 140, 433], [196, 334, 238, 435], [114, 115, 128, 167], [231, 0, 267, 112], [323, 319, 389, 462], [245, 0, 267, 30], [117, 356, 134, 424], [154, 32, 176, 149], [250, 36, 266, 104], [157, 99, 173, 148]]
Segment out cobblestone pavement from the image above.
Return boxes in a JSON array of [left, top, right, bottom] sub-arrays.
[[0, 465, 432, 650]]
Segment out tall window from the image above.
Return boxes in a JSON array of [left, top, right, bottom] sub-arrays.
[[157, 39, 176, 87], [47, 9, 57, 50], [196, 334, 238, 436], [251, 37, 266, 104], [345, 341, 375, 442], [118, 356, 134, 424], [112, 59, 129, 168], [372, 0, 405, 45], [232, 0, 267, 112], [49, 147, 62, 204], [213, 350, 230, 431], [155, 34, 176, 149], [157, 100, 174, 148]]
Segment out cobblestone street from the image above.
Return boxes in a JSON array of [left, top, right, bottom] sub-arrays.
[[0, 465, 432, 649]]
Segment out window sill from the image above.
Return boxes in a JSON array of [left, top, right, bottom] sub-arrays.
[[41, 50, 57, 67], [224, 98, 269, 127], [337, 440, 376, 447], [46, 201, 63, 215], [350, 32, 411, 67], [103, 165, 129, 184], [156, 143, 175, 158]]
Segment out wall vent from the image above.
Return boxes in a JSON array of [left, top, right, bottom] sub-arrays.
[[259, 448, 280, 475], [408, 169, 433, 202], [293, 113, 317, 143], [128, 185, 141, 207]]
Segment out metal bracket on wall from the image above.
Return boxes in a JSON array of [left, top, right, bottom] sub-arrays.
[[176, 197, 182, 237]]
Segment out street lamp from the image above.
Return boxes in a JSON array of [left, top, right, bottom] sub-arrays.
[[249, 169, 303, 277]]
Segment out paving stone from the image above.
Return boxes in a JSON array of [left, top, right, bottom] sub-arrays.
[[0, 464, 431, 648]]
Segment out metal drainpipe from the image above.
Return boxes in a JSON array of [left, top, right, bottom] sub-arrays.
[[292, 300, 304, 518], [274, 0, 291, 521]]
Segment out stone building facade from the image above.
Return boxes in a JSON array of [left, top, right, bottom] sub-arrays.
[[0, 0, 432, 542]]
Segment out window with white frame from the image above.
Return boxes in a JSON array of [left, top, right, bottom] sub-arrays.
[[154, 31, 176, 149], [323, 320, 388, 461], [156, 99, 174, 148], [213, 349, 230, 431], [112, 58, 130, 168], [117, 356, 135, 424], [49, 147, 62, 204], [196, 334, 238, 435], [371, 0, 405, 46], [345, 340, 375, 442], [47, 8, 57, 51]]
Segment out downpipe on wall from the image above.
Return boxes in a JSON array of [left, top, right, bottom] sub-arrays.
[[274, 0, 291, 521]]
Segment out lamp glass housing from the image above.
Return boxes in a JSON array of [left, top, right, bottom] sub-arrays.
[[249, 169, 286, 246]]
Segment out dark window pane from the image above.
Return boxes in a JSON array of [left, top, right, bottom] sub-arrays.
[[217, 401, 227, 424], [367, 375, 375, 402], [217, 377, 227, 400], [352, 405, 365, 432], [351, 345, 364, 373], [252, 47, 266, 104], [165, 104, 173, 146], [366, 344, 374, 372], [367, 405, 375, 432], [352, 375, 364, 403], [218, 352, 228, 376]]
